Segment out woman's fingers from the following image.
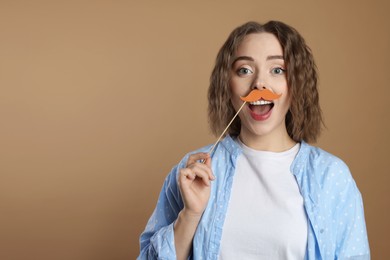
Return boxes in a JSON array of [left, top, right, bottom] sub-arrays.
[[178, 152, 215, 216], [180, 166, 211, 186], [186, 152, 210, 166], [180, 168, 195, 181], [179, 152, 215, 186], [189, 163, 214, 184], [187, 153, 215, 180], [203, 156, 212, 171]]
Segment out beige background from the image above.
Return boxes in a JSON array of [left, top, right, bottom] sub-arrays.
[[0, 1, 389, 259]]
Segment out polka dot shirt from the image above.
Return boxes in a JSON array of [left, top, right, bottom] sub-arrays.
[[138, 136, 370, 260]]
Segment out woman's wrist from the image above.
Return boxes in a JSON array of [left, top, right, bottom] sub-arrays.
[[175, 209, 202, 228]]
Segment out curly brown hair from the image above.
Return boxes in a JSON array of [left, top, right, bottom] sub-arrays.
[[208, 21, 323, 143]]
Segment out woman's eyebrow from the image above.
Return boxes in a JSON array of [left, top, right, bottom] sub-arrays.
[[231, 56, 254, 65], [232, 55, 284, 66], [267, 55, 284, 60]]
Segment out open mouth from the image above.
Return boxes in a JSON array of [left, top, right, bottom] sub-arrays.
[[248, 99, 274, 116]]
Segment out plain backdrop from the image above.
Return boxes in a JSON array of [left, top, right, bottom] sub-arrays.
[[0, 1, 389, 259]]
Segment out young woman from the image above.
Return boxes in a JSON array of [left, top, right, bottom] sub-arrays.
[[138, 21, 370, 260]]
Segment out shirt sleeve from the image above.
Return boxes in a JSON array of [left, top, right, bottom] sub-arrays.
[[137, 162, 186, 260], [334, 163, 370, 260]]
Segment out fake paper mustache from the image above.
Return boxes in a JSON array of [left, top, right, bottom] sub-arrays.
[[240, 89, 282, 102]]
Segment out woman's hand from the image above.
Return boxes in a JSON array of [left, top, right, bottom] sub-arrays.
[[178, 152, 215, 217], [174, 152, 215, 260]]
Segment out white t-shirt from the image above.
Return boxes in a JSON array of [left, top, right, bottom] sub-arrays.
[[219, 140, 307, 259]]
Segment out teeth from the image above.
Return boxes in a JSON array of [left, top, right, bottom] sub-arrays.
[[249, 100, 273, 105]]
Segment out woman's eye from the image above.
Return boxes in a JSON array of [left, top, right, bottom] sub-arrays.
[[271, 67, 286, 75], [237, 68, 253, 75]]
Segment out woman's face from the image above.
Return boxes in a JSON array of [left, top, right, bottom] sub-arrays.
[[230, 32, 291, 145]]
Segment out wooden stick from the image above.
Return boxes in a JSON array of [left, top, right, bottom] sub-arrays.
[[207, 101, 246, 156]]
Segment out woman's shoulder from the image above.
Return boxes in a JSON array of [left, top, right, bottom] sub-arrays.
[[295, 142, 362, 203], [298, 141, 350, 170], [294, 142, 354, 188]]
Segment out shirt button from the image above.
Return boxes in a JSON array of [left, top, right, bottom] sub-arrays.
[[320, 229, 324, 233]]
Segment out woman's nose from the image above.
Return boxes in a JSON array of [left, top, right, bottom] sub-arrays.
[[251, 72, 267, 90], [252, 80, 267, 90]]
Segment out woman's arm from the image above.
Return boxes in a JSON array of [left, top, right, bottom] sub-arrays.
[[138, 152, 214, 260], [137, 169, 181, 259], [174, 153, 214, 260]]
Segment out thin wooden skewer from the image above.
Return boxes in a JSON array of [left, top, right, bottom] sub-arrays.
[[207, 101, 247, 157]]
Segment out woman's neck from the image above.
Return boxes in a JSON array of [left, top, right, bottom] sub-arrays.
[[238, 128, 296, 152]]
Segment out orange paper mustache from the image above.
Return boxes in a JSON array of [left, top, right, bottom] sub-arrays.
[[240, 89, 282, 102]]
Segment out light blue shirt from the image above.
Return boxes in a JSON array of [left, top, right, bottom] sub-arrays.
[[138, 136, 370, 259]]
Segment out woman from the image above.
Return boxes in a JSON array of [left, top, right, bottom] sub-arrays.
[[138, 21, 370, 260]]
